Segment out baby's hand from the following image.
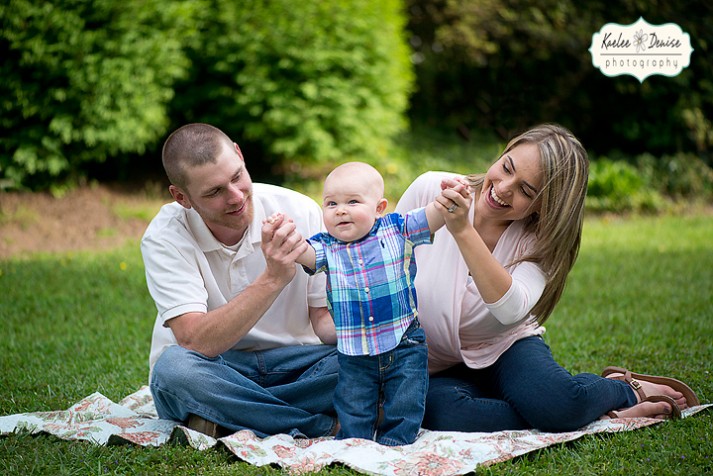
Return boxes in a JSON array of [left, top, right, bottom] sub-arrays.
[[441, 177, 471, 198], [264, 212, 283, 225]]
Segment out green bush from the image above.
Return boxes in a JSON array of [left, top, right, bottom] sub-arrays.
[[170, 0, 414, 179], [1, 0, 414, 190], [637, 152, 713, 200], [586, 158, 665, 213], [0, 0, 197, 190]]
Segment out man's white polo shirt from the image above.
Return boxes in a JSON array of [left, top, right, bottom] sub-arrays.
[[142, 183, 327, 371]]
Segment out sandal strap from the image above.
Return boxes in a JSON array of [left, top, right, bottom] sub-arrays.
[[645, 395, 682, 420], [621, 371, 648, 401]]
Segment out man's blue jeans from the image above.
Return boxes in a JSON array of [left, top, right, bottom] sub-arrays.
[[335, 322, 428, 446], [150, 344, 339, 438], [423, 336, 638, 432]]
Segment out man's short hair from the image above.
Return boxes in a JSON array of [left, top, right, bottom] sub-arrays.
[[162, 123, 236, 189]]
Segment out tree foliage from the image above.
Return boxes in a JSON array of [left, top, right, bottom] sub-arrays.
[[1, 0, 414, 189], [0, 0, 197, 189], [3, 0, 710, 190], [170, 0, 414, 181], [406, 0, 713, 161]]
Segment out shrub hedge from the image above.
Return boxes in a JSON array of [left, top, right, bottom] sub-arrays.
[[0, 0, 195, 190], [1, 0, 414, 189], [169, 0, 414, 181]]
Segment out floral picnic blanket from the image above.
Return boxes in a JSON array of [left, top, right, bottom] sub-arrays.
[[1, 386, 710, 476]]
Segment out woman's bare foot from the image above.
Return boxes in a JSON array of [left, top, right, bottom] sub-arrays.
[[600, 400, 674, 420], [604, 372, 688, 409]]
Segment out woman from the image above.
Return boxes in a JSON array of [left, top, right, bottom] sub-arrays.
[[395, 124, 699, 432]]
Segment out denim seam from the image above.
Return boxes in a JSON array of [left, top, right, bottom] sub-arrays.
[[255, 351, 267, 387], [150, 382, 221, 422]]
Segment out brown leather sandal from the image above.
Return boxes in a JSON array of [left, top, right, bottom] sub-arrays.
[[602, 366, 700, 407], [607, 394, 682, 420], [186, 414, 232, 438]]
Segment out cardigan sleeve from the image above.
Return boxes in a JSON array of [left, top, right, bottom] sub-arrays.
[[484, 260, 546, 325]]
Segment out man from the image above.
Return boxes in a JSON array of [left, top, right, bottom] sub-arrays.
[[141, 123, 339, 438]]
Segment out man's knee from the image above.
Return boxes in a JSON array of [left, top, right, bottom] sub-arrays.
[[151, 345, 214, 387]]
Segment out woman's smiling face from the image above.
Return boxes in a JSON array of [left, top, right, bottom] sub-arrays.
[[478, 142, 544, 223]]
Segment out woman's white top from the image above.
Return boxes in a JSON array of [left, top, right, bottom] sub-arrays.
[[395, 172, 547, 373]]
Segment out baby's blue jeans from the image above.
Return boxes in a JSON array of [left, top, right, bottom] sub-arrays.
[[335, 321, 428, 446]]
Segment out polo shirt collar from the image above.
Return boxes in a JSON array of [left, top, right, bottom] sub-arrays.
[[185, 198, 267, 256]]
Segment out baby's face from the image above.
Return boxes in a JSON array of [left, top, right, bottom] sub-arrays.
[[322, 173, 382, 242]]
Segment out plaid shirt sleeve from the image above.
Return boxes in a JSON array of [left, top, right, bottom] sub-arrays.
[[401, 207, 432, 247]]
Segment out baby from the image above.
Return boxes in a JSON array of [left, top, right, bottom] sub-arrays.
[[268, 162, 467, 446]]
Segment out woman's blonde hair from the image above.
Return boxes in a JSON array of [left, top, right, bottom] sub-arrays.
[[466, 124, 589, 324]]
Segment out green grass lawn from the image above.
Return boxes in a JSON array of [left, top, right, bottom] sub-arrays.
[[1, 212, 711, 475]]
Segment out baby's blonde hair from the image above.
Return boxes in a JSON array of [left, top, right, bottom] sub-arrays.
[[325, 162, 385, 199]]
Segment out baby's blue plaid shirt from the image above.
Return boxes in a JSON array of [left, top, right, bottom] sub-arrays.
[[306, 208, 432, 356]]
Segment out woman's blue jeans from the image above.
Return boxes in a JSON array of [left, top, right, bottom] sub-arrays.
[[150, 344, 339, 438], [423, 336, 638, 432], [335, 323, 428, 446]]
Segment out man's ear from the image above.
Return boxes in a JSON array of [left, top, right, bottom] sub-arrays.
[[234, 142, 243, 160], [169, 184, 192, 209], [376, 198, 388, 216]]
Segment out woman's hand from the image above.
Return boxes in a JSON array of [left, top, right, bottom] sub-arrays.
[[436, 178, 472, 233]]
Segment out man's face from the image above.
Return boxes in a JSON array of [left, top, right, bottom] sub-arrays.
[[176, 142, 254, 245]]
